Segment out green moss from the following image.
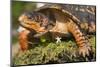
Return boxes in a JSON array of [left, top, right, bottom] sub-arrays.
[[13, 35, 96, 66]]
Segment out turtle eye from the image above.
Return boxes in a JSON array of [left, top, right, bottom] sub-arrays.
[[27, 14, 33, 19], [24, 12, 33, 19]]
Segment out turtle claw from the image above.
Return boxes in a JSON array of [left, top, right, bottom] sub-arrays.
[[79, 45, 92, 57]]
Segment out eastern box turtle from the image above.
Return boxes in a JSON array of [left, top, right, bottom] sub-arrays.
[[18, 3, 96, 57]]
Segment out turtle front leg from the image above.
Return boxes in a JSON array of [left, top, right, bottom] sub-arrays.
[[18, 29, 30, 51], [68, 21, 92, 57]]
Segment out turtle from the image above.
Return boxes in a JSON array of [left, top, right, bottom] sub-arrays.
[[18, 3, 96, 57]]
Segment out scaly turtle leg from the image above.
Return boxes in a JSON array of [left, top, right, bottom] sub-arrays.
[[67, 21, 92, 57], [18, 29, 30, 51]]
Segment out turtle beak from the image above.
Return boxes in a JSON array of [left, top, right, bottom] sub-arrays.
[[18, 15, 26, 27], [18, 15, 24, 22]]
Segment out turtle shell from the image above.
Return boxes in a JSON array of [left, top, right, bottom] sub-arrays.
[[35, 4, 96, 25]]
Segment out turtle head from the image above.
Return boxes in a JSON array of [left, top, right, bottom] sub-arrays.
[[18, 11, 49, 33]]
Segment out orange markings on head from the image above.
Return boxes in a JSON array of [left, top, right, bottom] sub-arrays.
[[19, 14, 47, 33]]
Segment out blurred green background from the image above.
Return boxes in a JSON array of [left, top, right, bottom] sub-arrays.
[[12, 1, 37, 44]]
